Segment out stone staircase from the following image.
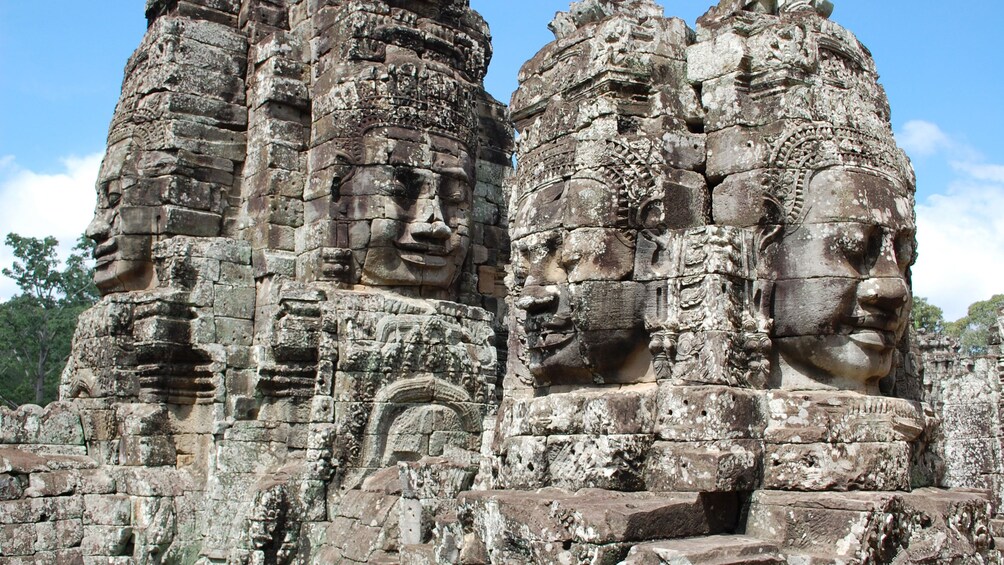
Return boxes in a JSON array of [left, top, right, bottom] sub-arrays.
[[623, 536, 785, 565]]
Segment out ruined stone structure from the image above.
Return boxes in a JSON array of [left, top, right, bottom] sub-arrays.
[[0, 0, 1001, 563], [915, 316, 1004, 541]]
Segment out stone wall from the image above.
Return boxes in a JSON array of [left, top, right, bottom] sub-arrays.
[[1, 0, 1001, 564], [917, 315, 1004, 540]]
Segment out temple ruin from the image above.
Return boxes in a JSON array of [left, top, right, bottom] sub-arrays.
[[1, 0, 1002, 563]]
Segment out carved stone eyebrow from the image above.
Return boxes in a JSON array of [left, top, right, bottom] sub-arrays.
[[437, 166, 471, 185]]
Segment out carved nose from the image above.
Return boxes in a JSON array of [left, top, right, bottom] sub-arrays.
[[410, 219, 452, 241], [86, 213, 111, 241], [516, 286, 558, 314], [858, 276, 909, 313], [411, 198, 452, 240]]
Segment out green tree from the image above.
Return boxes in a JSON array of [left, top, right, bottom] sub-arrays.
[[946, 294, 1004, 356], [911, 296, 946, 334], [0, 234, 99, 407]]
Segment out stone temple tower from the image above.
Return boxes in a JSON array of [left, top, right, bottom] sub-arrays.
[[0, 0, 999, 563]]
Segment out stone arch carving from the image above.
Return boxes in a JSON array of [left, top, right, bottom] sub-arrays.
[[66, 371, 95, 400], [353, 376, 481, 480]]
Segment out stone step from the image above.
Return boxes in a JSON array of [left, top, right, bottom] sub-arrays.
[[747, 489, 998, 563], [991, 517, 1004, 538], [399, 543, 436, 565], [622, 535, 785, 565], [458, 489, 740, 563], [461, 488, 739, 546]]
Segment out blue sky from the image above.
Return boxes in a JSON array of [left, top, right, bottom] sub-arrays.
[[1, 1, 1002, 320]]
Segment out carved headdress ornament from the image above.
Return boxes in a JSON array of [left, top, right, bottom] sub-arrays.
[[323, 0, 491, 160], [512, 138, 668, 232], [345, 63, 480, 151], [767, 122, 913, 225], [600, 138, 666, 230]]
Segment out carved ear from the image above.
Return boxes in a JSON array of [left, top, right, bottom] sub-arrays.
[[758, 193, 785, 253], [330, 152, 357, 198], [758, 224, 783, 253], [754, 279, 775, 324]]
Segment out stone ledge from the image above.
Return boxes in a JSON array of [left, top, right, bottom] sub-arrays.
[[624, 535, 785, 564], [747, 488, 997, 563], [0, 449, 97, 475], [458, 488, 739, 546]]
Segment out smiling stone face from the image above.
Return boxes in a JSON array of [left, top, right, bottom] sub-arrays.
[[766, 167, 916, 393], [86, 136, 156, 294], [511, 170, 651, 387], [297, 1, 506, 299], [504, 0, 710, 390], [346, 131, 475, 290]]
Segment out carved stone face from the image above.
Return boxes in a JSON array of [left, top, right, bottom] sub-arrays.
[[768, 167, 915, 392], [86, 137, 155, 294], [513, 177, 647, 386], [347, 132, 475, 290]]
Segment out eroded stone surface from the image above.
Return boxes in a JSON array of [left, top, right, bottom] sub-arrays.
[[747, 489, 997, 564], [624, 535, 785, 565], [0, 0, 998, 563], [457, 489, 739, 563]]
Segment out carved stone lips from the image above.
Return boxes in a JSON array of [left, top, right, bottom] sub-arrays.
[[400, 252, 448, 267], [531, 331, 575, 351], [398, 243, 450, 267], [848, 328, 896, 349], [845, 313, 901, 349], [93, 240, 117, 265]]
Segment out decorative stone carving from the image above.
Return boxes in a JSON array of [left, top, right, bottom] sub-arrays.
[[464, 0, 997, 562], [15, 1, 511, 563], [509, 0, 704, 391], [87, 16, 248, 294], [698, 4, 918, 394], [1, 1, 1001, 564], [761, 125, 916, 393], [294, 0, 509, 303]]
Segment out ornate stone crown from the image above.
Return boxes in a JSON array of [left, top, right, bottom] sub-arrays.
[[330, 63, 481, 158], [768, 122, 914, 224]]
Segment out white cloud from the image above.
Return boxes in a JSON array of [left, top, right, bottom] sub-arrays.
[[913, 179, 1004, 321], [952, 161, 1004, 184], [897, 120, 953, 158], [899, 119, 1003, 321], [902, 123, 1004, 322], [897, 120, 982, 165], [0, 153, 102, 300], [893, 119, 1004, 320]]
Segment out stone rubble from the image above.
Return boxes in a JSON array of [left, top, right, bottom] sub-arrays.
[[0, 0, 1001, 564]]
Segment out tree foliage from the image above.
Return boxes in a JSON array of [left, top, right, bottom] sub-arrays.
[[946, 294, 1004, 357], [911, 296, 946, 335], [0, 233, 98, 407]]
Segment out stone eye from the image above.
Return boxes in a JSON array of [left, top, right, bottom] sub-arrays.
[[441, 179, 467, 205], [837, 228, 869, 273], [894, 232, 917, 271], [863, 227, 884, 273], [391, 167, 421, 201], [512, 250, 531, 281]]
